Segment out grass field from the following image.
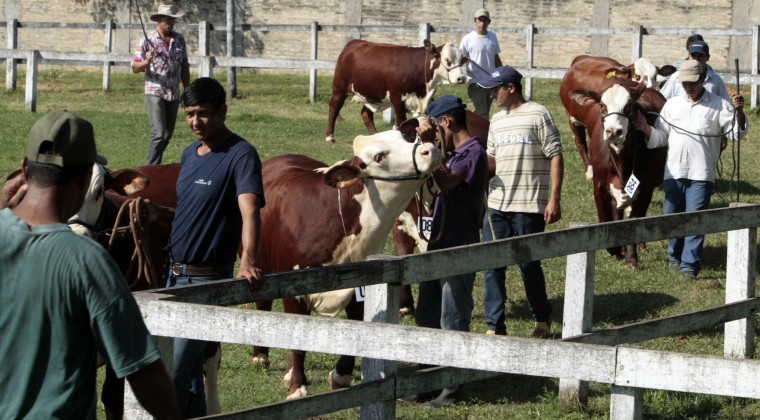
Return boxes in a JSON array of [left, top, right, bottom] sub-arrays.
[[1, 68, 760, 419]]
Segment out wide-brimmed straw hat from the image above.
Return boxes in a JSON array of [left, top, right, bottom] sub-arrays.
[[150, 4, 184, 22]]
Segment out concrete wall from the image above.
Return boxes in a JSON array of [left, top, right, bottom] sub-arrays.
[[1, 0, 758, 72]]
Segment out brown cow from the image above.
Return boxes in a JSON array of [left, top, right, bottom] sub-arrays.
[[559, 55, 675, 179], [254, 123, 442, 398], [564, 76, 667, 267], [325, 39, 467, 143]]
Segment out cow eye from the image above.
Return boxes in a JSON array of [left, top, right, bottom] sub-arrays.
[[373, 152, 386, 163]]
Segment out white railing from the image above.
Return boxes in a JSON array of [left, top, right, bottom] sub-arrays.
[[124, 203, 759, 419], [3, 20, 760, 111]]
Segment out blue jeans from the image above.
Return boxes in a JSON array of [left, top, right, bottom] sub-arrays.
[[663, 178, 713, 274], [164, 268, 230, 419], [416, 273, 475, 332], [145, 95, 180, 164], [482, 209, 552, 334]]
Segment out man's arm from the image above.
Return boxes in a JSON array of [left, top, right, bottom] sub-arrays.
[[544, 154, 563, 224], [131, 49, 153, 74], [126, 360, 181, 419], [495, 54, 502, 68], [431, 163, 463, 191], [181, 64, 190, 91], [238, 192, 264, 291]]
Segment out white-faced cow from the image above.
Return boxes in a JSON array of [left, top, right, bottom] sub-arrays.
[[560, 55, 675, 179], [562, 75, 667, 268], [325, 39, 467, 143], [254, 122, 442, 398]]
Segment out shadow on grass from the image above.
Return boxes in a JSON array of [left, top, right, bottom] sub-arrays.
[[509, 291, 680, 328]]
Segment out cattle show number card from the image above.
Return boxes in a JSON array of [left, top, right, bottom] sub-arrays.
[[624, 174, 640, 197]]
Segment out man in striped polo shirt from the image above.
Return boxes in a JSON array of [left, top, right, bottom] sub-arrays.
[[478, 66, 564, 338]]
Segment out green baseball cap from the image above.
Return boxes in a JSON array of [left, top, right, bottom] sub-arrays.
[[26, 110, 99, 167]]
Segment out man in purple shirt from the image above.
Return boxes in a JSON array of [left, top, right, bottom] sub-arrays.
[[413, 95, 489, 407]]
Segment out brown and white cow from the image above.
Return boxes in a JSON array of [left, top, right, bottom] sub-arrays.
[[254, 123, 442, 398], [563, 76, 667, 268], [325, 39, 467, 143], [560, 55, 675, 179]]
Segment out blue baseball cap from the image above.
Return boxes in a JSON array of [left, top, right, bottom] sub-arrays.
[[426, 95, 466, 117], [689, 40, 709, 56], [477, 66, 523, 89]]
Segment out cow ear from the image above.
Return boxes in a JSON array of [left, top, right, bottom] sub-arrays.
[[657, 64, 677, 78], [569, 89, 600, 106], [105, 169, 150, 195], [323, 163, 362, 189], [605, 66, 629, 78], [397, 118, 420, 142]]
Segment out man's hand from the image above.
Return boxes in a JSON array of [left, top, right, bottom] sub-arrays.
[[732, 94, 745, 111], [1, 174, 27, 209], [415, 117, 438, 144], [238, 263, 264, 292], [544, 200, 561, 224]]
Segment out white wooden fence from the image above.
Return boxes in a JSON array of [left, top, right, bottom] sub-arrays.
[[3, 20, 760, 111], [124, 203, 759, 419]]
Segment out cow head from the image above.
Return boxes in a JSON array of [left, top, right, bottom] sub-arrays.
[[570, 80, 647, 152], [425, 39, 467, 85], [604, 58, 677, 89], [321, 129, 442, 189]]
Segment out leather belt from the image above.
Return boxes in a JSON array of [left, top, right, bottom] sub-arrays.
[[171, 262, 233, 277]]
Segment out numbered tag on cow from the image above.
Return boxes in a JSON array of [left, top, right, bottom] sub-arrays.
[[624, 174, 640, 197], [418, 216, 433, 236], [355, 286, 366, 302]]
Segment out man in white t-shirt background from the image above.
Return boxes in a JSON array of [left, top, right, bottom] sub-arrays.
[[459, 8, 502, 118]]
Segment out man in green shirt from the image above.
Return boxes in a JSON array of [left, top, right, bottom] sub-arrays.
[[0, 110, 179, 419]]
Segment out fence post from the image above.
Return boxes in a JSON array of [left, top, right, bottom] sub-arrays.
[[6, 19, 18, 91], [609, 384, 644, 420], [200, 56, 214, 78], [360, 255, 400, 420], [752, 26, 759, 109], [199, 21, 210, 57], [309, 21, 318, 104], [419, 22, 431, 44], [227, 0, 237, 98], [724, 202, 757, 359], [525, 24, 535, 100], [631, 25, 643, 63], [25, 50, 38, 112], [559, 222, 594, 404], [124, 336, 174, 418], [103, 19, 113, 92]]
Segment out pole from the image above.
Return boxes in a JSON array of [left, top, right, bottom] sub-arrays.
[[735, 58, 741, 202]]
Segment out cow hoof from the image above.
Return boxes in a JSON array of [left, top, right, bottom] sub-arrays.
[[327, 370, 352, 390], [251, 355, 270, 369], [286, 386, 308, 399], [625, 260, 638, 269], [326, 134, 336, 143], [637, 243, 647, 251], [399, 306, 415, 318], [585, 165, 593, 180]]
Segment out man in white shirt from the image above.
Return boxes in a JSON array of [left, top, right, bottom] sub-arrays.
[[459, 8, 502, 118], [634, 60, 746, 280], [660, 39, 730, 101]]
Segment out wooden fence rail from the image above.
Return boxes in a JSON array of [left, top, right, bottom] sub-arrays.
[[123, 203, 759, 419], [2, 20, 760, 111]]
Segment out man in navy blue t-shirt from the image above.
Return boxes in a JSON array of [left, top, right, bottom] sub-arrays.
[[164, 77, 265, 418]]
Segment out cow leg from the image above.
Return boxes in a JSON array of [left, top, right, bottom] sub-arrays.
[[101, 366, 124, 420], [327, 296, 363, 390], [622, 186, 657, 268], [592, 181, 624, 260], [326, 90, 349, 143], [282, 297, 309, 399], [567, 115, 593, 179], [203, 343, 222, 415], [390, 96, 408, 129], [251, 299, 272, 368], [393, 216, 417, 317], [360, 106, 378, 134]]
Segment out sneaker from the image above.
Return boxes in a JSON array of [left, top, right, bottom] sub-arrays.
[[532, 321, 551, 338], [682, 271, 697, 280], [668, 260, 680, 271]]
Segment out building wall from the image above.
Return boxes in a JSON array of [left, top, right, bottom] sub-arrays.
[[1, 0, 757, 72]]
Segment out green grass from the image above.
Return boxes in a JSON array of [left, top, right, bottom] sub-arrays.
[[1, 68, 759, 419]]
